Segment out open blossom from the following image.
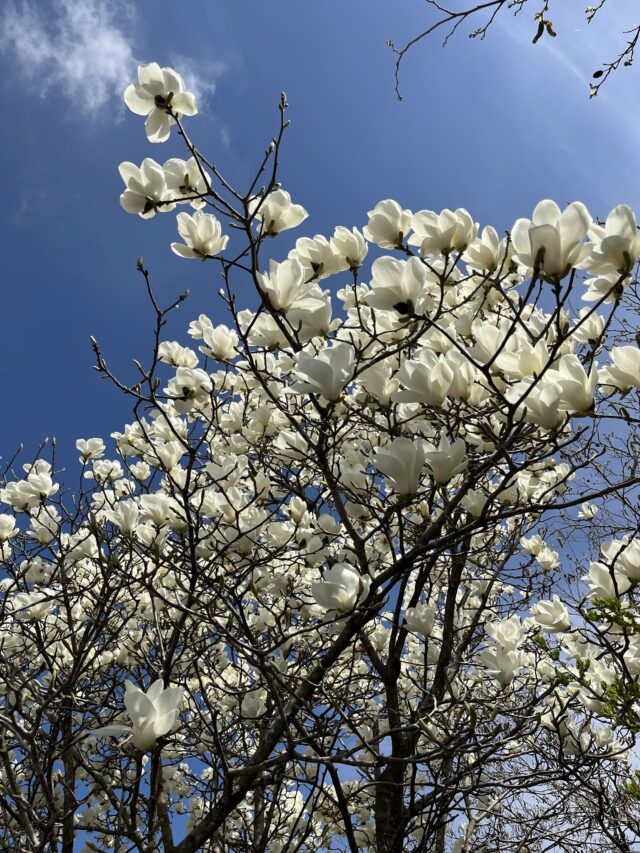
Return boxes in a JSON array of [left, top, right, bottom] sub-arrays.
[[405, 603, 436, 636], [163, 157, 210, 209], [586, 204, 640, 275], [329, 226, 368, 272], [373, 437, 427, 495], [165, 367, 213, 413], [423, 436, 468, 485], [199, 323, 239, 361], [394, 351, 453, 407], [600, 346, 640, 391], [288, 234, 338, 280], [463, 225, 514, 273], [363, 199, 412, 249], [76, 438, 106, 463], [124, 63, 197, 143], [366, 256, 427, 314], [532, 596, 571, 633], [545, 354, 598, 414], [94, 680, 183, 751], [409, 207, 477, 256], [0, 473, 59, 511], [119, 159, 174, 218], [171, 211, 229, 259], [578, 502, 598, 520], [290, 343, 355, 400], [257, 259, 317, 311], [0, 515, 17, 542], [582, 273, 628, 304], [249, 189, 308, 236], [312, 563, 370, 611], [511, 200, 591, 277]]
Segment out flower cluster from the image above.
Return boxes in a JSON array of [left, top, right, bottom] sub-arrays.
[[1, 63, 640, 853]]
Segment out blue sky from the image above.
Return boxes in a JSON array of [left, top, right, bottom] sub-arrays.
[[1, 0, 639, 473]]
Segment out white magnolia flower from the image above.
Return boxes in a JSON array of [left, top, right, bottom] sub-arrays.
[[409, 208, 477, 256], [312, 563, 370, 611], [423, 437, 468, 485], [93, 679, 183, 751], [577, 502, 598, 520], [119, 159, 174, 218], [508, 379, 566, 430], [163, 157, 210, 209], [571, 308, 605, 344], [363, 199, 412, 249], [547, 354, 598, 414], [586, 204, 640, 275], [157, 341, 200, 368], [76, 438, 106, 463], [1, 473, 59, 511], [0, 515, 17, 542], [478, 647, 523, 686], [373, 437, 427, 495], [485, 615, 526, 651], [405, 603, 436, 636], [463, 226, 513, 273], [124, 63, 197, 143], [582, 273, 627, 304], [511, 200, 591, 277], [394, 351, 453, 407], [600, 346, 640, 391], [171, 211, 229, 259], [532, 596, 571, 633], [290, 344, 355, 401], [329, 226, 368, 272], [366, 256, 427, 314], [240, 689, 268, 718], [200, 324, 239, 361], [249, 189, 308, 236], [165, 367, 213, 413], [536, 547, 560, 572], [257, 258, 317, 311], [288, 234, 339, 280]]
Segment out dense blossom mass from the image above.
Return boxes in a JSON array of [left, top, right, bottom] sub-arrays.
[[2, 64, 640, 852]]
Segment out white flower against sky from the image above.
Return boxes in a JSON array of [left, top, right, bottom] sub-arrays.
[[531, 596, 571, 633], [363, 199, 413, 249], [249, 189, 308, 236], [582, 273, 628, 304], [288, 234, 339, 281], [93, 679, 183, 751], [373, 437, 427, 495], [423, 436, 468, 485], [119, 159, 174, 218], [366, 256, 427, 314], [329, 226, 368, 272], [600, 346, 640, 391], [124, 63, 198, 143], [171, 211, 229, 259], [290, 344, 355, 401], [76, 438, 106, 463], [409, 207, 477, 256], [163, 157, 210, 209], [511, 200, 592, 278], [312, 563, 370, 612], [586, 204, 640, 275]]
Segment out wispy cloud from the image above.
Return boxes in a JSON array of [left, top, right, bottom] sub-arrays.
[[0, 0, 137, 116], [170, 53, 228, 108]]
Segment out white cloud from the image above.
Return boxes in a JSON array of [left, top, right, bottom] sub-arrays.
[[0, 0, 137, 116], [169, 53, 228, 108]]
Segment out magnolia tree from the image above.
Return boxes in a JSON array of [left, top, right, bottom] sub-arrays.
[[390, 0, 640, 98], [3, 62, 640, 853]]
